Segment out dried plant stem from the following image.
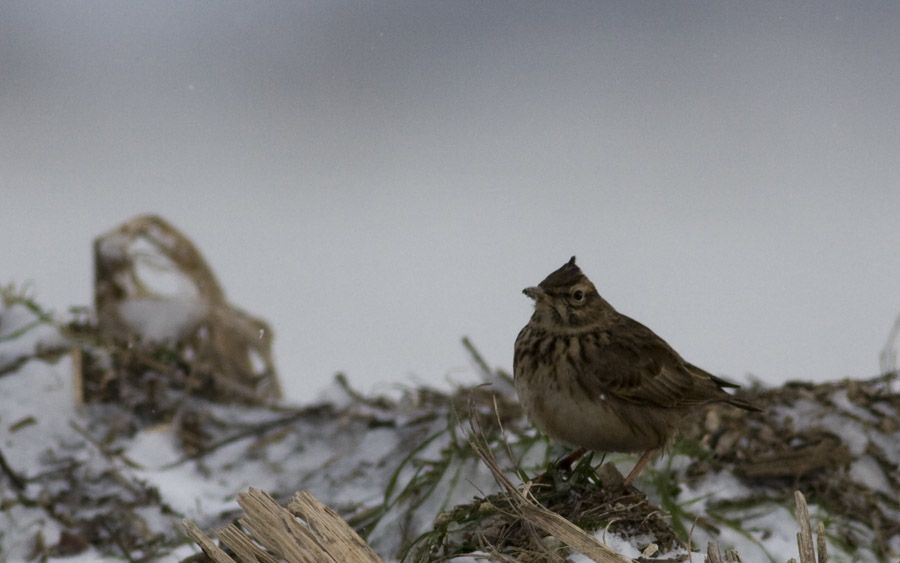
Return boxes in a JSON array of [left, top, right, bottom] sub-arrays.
[[785, 491, 828, 563], [183, 489, 382, 563]]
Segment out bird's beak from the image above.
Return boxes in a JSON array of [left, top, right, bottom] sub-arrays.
[[522, 286, 544, 300]]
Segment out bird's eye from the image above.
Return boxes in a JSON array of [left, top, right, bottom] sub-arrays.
[[571, 289, 585, 302]]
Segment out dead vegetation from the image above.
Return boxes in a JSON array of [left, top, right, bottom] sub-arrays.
[[183, 437, 834, 563], [680, 375, 900, 558], [184, 489, 382, 563], [407, 423, 679, 562], [1, 215, 898, 562], [90, 214, 281, 408]]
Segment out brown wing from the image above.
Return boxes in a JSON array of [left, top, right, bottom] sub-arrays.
[[573, 314, 725, 409]]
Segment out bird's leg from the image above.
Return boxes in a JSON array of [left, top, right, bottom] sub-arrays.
[[556, 448, 587, 472], [623, 449, 656, 486]]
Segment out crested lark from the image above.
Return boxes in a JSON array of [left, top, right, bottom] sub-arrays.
[[514, 256, 760, 486]]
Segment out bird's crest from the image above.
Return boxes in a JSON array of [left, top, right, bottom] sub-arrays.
[[538, 256, 585, 291]]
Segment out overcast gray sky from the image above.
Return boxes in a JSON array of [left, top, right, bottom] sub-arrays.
[[2, 2, 899, 400]]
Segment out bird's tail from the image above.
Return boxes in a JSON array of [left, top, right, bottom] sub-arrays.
[[724, 395, 763, 412], [687, 362, 763, 412]]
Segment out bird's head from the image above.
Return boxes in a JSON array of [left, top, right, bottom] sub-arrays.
[[522, 256, 615, 329]]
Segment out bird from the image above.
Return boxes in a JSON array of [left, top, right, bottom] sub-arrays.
[[513, 256, 760, 486]]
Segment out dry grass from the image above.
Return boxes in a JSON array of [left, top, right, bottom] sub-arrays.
[[90, 214, 281, 406], [184, 489, 382, 563]]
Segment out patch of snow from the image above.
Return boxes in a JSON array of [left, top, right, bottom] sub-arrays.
[[118, 296, 207, 342], [830, 389, 879, 423], [165, 544, 201, 561], [890, 534, 900, 559], [663, 453, 694, 473], [1, 503, 64, 560], [850, 457, 892, 495], [782, 396, 871, 456], [48, 547, 110, 563], [603, 532, 646, 558], [446, 555, 492, 562], [128, 237, 198, 297], [139, 460, 238, 519], [713, 503, 798, 562], [870, 429, 900, 464], [569, 531, 643, 560], [683, 471, 753, 507], [124, 427, 183, 468], [248, 348, 266, 374], [0, 302, 66, 365], [0, 356, 79, 472], [819, 414, 868, 455]]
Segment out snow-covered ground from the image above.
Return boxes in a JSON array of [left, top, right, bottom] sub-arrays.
[[3, 297, 898, 562]]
